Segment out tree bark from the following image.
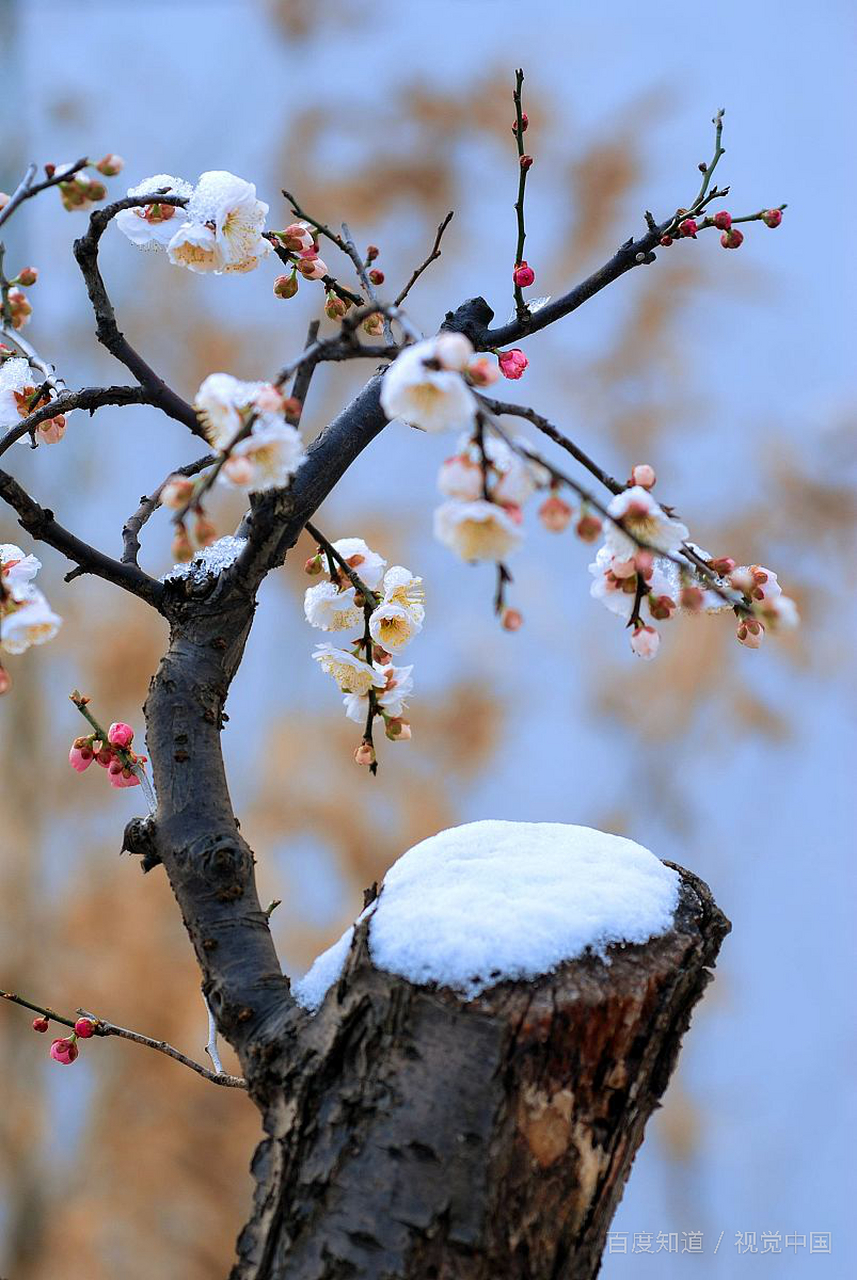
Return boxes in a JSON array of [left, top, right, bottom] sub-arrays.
[[232, 865, 729, 1280]]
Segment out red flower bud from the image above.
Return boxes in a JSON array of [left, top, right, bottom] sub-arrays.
[[273, 272, 298, 299], [368, 268, 384, 286], [501, 607, 523, 632], [761, 208, 783, 229], [17, 266, 38, 287], [512, 261, 535, 288], [659, 234, 673, 247], [74, 1017, 96, 1039], [33, 1016, 49, 1033], [575, 512, 603, 543], [365, 244, 380, 263], [720, 227, 744, 249], [679, 219, 698, 239], [49, 1037, 79, 1065], [519, 154, 533, 171], [512, 112, 529, 134], [712, 211, 732, 231]]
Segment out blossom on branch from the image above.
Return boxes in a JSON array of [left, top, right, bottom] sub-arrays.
[[169, 170, 271, 275], [220, 422, 305, 492], [1, 586, 62, 654], [304, 581, 363, 632], [343, 663, 413, 724], [0, 357, 66, 445], [434, 499, 523, 562], [330, 538, 387, 591], [605, 486, 689, 560], [312, 644, 387, 696], [381, 337, 477, 433], [115, 174, 193, 249]]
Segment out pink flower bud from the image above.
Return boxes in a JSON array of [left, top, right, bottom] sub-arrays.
[[630, 463, 656, 489], [467, 356, 500, 387], [325, 292, 348, 319], [512, 261, 535, 288], [648, 593, 676, 621], [679, 218, 698, 238], [362, 312, 384, 337], [0, 667, 10, 696], [279, 222, 315, 252], [520, 154, 534, 171], [17, 266, 38, 287], [94, 746, 114, 769], [630, 624, 660, 661], [296, 256, 328, 280], [366, 244, 380, 263], [712, 211, 732, 231], [38, 415, 66, 445], [502, 607, 523, 632], [160, 475, 194, 510], [74, 1017, 95, 1038], [304, 554, 323, 576], [736, 617, 765, 649], [354, 742, 375, 767], [50, 1037, 79, 1065], [108, 766, 140, 789], [512, 112, 529, 134], [107, 722, 134, 749], [720, 228, 744, 249], [368, 268, 384, 286], [538, 494, 573, 532], [575, 512, 603, 543], [761, 208, 783, 229], [496, 348, 528, 380], [69, 737, 95, 772], [710, 556, 736, 577], [33, 1016, 49, 1033], [273, 272, 298, 299], [659, 235, 673, 247], [95, 154, 124, 177], [680, 585, 704, 612], [385, 718, 411, 741]]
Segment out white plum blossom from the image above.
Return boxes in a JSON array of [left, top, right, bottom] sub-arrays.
[[381, 337, 477, 434], [605, 486, 689, 561], [380, 566, 425, 626], [168, 170, 270, 275], [115, 174, 193, 249], [195, 372, 265, 448], [438, 453, 484, 501], [344, 663, 413, 723], [0, 358, 35, 427], [1, 586, 62, 654], [304, 582, 363, 632], [331, 538, 387, 591], [220, 422, 305, 492], [368, 602, 421, 652], [434, 499, 523, 562], [630, 624, 660, 661], [313, 644, 387, 696]]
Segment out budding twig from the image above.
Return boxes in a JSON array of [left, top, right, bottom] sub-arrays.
[[511, 68, 532, 321], [1, 990, 246, 1089], [394, 210, 454, 307]]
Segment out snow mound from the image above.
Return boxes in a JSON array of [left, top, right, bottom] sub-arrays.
[[161, 535, 247, 584], [293, 820, 680, 1010]]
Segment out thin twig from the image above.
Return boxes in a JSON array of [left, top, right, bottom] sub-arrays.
[[478, 394, 623, 494], [394, 210, 454, 307], [122, 452, 216, 565], [1, 990, 246, 1089], [0, 157, 89, 230], [511, 69, 531, 320], [304, 519, 379, 606], [0, 385, 150, 459]]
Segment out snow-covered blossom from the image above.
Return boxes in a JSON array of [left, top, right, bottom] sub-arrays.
[[380, 337, 477, 434], [344, 663, 413, 723], [195, 373, 258, 447], [588, 545, 679, 623], [1, 586, 62, 654], [434, 499, 523, 561], [115, 174, 193, 249], [0, 543, 41, 592], [220, 422, 305, 492], [312, 644, 387, 695], [168, 170, 270, 275], [330, 537, 387, 591], [304, 581, 363, 632], [605, 486, 689, 560], [0, 358, 66, 444]]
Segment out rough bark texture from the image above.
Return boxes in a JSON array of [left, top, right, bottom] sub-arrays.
[[231, 866, 729, 1280]]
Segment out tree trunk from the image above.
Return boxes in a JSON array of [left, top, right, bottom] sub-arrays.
[[232, 865, 729, 1280]]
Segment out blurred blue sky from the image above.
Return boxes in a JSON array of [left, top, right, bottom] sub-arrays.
[[2, 1, 855, 1275]]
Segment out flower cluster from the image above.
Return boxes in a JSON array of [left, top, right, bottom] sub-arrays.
[[69, 718, 147, 790], [662, 206, 784, 251], [2, 257, 38, 331], [271, 219, 336, 301], [0, 354, 66, 444], [305, 536, 421, 766], [587, 468, 798, 659], [116, 170, 270, 275], [0, 543, 62, 671], [379, 334, 529, 439], [32, 1012, 96, 1067]]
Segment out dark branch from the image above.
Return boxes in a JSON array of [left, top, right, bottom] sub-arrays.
[[0, 384, 150, 459], [122, 452, 216, 566], [394, 210, 454, 307], [72, 195, 205, 438], [0, 157, 89, 230], [478, 394, 624, 494]]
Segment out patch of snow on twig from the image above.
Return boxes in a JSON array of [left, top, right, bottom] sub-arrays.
[[161, 535, 247, 584], [293, 820, 679, 1010]]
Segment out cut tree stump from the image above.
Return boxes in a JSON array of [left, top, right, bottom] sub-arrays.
[[232, 863, 729, 1280]]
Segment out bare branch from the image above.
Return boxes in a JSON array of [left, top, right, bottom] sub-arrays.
[[0, 157, 89, 230], [394, 210, 454, 307], [478, 394, 624, 495], [0, 384, 150, 459], [1, 989, 246, 1089], [72, 194, 205, 438], [122, 451, 215, 565]]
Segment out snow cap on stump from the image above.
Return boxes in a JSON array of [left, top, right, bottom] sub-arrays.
[[294, 820, 680, 1010]]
